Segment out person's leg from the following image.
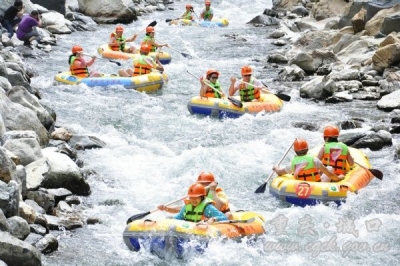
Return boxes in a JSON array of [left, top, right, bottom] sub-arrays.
[[3, 20, 15, 38], [118, 69, 129, 77]]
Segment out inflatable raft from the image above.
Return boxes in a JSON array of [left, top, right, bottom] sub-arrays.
[[55, 71, 168, 93], [123, 211, 265, 257], [168, 18, 229, 28], [269, 147, 376, 207], [187, 92, 283, 118], [97, 44, 172, 65]]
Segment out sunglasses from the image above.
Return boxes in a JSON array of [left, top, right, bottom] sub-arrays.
[[210, 76, 218, 79], [243, 74, 251, 77]]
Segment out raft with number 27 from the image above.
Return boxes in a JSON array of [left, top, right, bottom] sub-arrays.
[[269, 146, 382, 207], [55, 71, 168, 93], [123, 211, 265, 257]]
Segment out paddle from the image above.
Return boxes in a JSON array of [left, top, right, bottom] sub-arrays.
[[254, 141, 295, 193], [165, 18, 180, 23], [239, 80, 291, 102], [83, 53, 121, 66], [168, 45, 192, 59], [126, 196, 186, 224], [136, 20, 157, 34], [187, 70, 244, 108], [214, 217, 256, 224], [354, 162, 383, 180]]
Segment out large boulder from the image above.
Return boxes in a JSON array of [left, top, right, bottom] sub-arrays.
[[77, 0, 137, 24], [0, 231, 42, 266], [372, 43, 400, 73], [31, 0, 66, 15], [312, 0, 348, 21], [365, 4, 400, 36]]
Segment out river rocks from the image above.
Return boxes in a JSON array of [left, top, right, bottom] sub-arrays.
[[0, 231, 42, 266], [35, 233, 58, 254], [7, 216, 31, 240], [377, 90, 400, 111], [77, 0, 137, 24]]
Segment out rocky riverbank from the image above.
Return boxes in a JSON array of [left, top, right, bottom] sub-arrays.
[[1, 0, 400, 265]]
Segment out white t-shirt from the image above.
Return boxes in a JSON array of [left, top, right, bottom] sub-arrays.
[[233, 78, 262, 90]]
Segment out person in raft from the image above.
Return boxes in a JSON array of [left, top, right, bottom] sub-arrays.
[[273, 139, 343, 182], [229, 65, 263, 102], [158, 172, 232, 219], [109, 25, 137, 53], [118, 44, 164, 77], [199, 68, 225, 98], [141, 26, 169, 52], [200, 0, 214, 21], [181, 4, 195, 20], [172, 183, 228, 224], [68, 45, 101, 77], [317, 125, 354, 181]]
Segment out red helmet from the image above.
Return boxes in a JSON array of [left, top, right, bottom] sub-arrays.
[[187, 183, 206, 197], [294, 139, 308, 152], [205, 0, 211, 6], [323, 126, 340, 137], [197, 172, 215, 183], [71, 45, 83, 54], [116, 25, 124, 32], [241, 65, 252, 75], [186, 4, 193, 9], [206, 68, 219, 77], [146, 26, 155, 33], [140, 44, 150, 53]]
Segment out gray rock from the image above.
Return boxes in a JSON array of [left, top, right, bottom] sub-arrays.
[[0, 231, 42, 266], [34, 233, 58, 254], [7, 216, 30, 240]]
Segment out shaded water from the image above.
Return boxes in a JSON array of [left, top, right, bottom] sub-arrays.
[[24, 0, 400, 265]]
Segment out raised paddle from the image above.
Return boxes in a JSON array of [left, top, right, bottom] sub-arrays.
[[82, 53, 121, 66], [136, 20, 157, 34], [187, 70, 244, 108], [126, 196, 186, 224], [354, 161, 383, 180], [168, 45, 192, 59], [238, 80, 291, 102], [254, 140, 295, 193]]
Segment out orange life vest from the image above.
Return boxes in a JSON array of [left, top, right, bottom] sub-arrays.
[[109, 32, 126, 51], [69, 56, 89, 77], [133, 55, 153, 76], [291, 154, 321, 182]]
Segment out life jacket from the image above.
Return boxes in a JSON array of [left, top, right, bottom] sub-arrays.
[[202, 9, 212, 20], [322, 142, 349, 175], [207, 188, 230, 213], [183, 197, 214, 222], [141, 35, 156, 52], [133, 55, 153, 76], [182, 11, 193, 20], [109, 32, 126, 51], [239, 77, 260, 102], [204, 80, 222, 98], [69, 55, 89, 77], [291, 154, 321, 182]]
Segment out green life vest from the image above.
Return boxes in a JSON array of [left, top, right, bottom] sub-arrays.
[[114, 33, 126, 51], [322, 142, 349, 174], [203, 9, 212, 20], [183, 197, 214, 222], [239, 77, 257, 101], [182, 11, 193, 20], [142, 35, 156, 52], [207, 80, 222, 98], [291, 154, 321, 182]]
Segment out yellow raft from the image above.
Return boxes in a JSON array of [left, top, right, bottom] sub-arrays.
[[97, 44, 172, 65], [187, 92, 284, 118], [269, 147, 376, 206], [123, 211, 265, 256], [168, 18, 229, 27], [55, 71, 168, 93]]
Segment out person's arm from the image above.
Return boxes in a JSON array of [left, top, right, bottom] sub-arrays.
[[253, 79, 263, 93], [125, 34, 138, 42], [203, 204, 228, 223], [209, 9, 214, 20], [17, 6, 25, 18], [317, 146, 324, 160], [157, 205, 181, 214], [85, 56, 96, 67], [319, 164, 341, 181], [173, 206, 185, 220], [199, 77, 208, 97], [207, 184, 228, 210], [229, 76, 238, 96], [272, 164, 290, 176], [347, 150, 354, 166]]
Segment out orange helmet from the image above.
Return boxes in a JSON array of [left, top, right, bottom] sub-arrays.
[[187, 183, 206, 197], [294, 139, 308, 152], [206, 68, 219, 77], [140, 44, 150, 53], [323, 126, 340, 138], [116, 25, 124, 32], [146, 26, 155, 33], [71, 45, 83, 54], [205, 0, 211, 6], [197, 172, 215, 183], [186, 4, 193, 9], [241, 65, 252, 75]]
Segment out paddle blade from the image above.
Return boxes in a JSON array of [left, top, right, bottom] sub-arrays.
[[228, 96, 243, 108], [109, 60, 121, 66], [370, 168, 383, 180], [148, 21, 157, 27], [165, 19, 172, 23], [126, 211, 151, 224], [254, 182, 267, 193], [276, 93, 291, 102], [181, 52, 192, 59]]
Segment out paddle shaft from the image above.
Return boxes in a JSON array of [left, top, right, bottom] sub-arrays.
[[265, 141, 295, 184], [353, 161, 383, 180], [148, 196, 187, 214], [82, 53, 121, 66], [214, 217, 256, 224], [239, 80, 291, 101]]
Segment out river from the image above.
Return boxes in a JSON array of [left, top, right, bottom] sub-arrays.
[[25, 0, 400, 265]]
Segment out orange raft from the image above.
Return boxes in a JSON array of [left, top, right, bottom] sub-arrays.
[[97, 44, 172, 65], [187, 92, 283, 118], [123, 211, 265, 256], [269, 146, 376, 206]]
